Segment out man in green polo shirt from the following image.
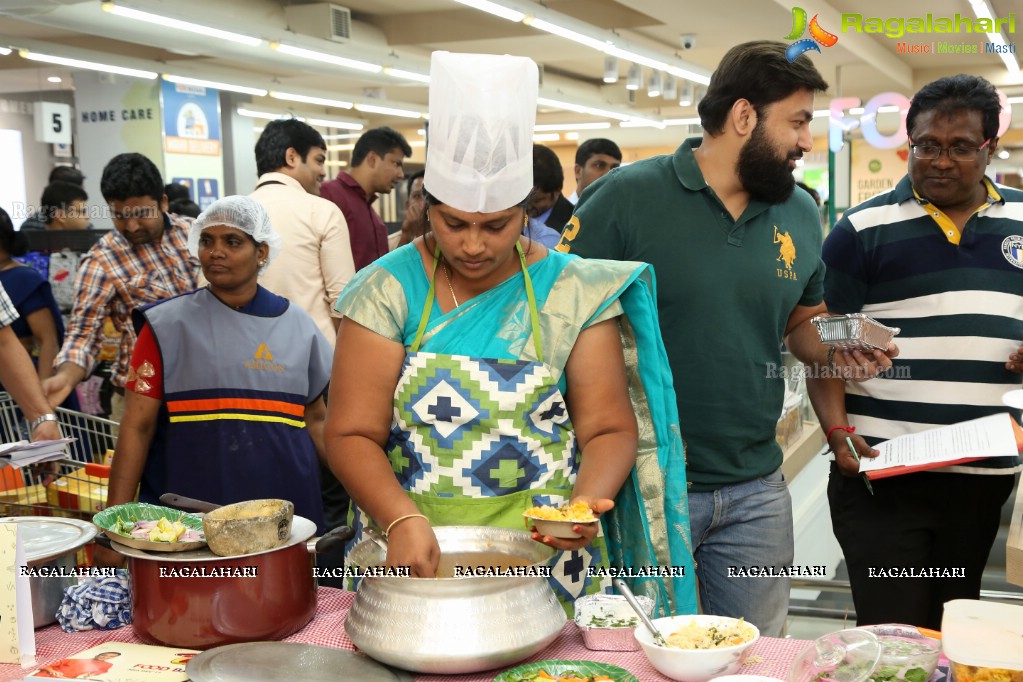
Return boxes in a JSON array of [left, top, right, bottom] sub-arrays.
[[557, 41, 894, 635]]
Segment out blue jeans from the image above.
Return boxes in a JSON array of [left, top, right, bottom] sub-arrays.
[[687, 468, 793, 637]]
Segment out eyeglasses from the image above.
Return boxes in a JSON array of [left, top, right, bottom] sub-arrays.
[[909, 138, 990, 162]]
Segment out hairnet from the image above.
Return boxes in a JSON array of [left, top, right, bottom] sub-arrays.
[[187, 195, 282, 270], [425, 52, 537, 213]]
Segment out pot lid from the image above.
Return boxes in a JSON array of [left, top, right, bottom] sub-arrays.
[[109, 515, 316, 562], [787, 628, 881, 682], [186, 642, 414, 681], [0, 516, 97, 564]]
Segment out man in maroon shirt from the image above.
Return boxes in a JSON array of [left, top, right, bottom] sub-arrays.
[[319, 126, 412, 270]]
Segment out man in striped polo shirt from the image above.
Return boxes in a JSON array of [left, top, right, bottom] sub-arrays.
[[814, 74, 1023, 629]]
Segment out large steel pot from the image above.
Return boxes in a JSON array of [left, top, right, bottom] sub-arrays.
[[345, 525, 567, 674], [103, 516, 351, 649], [0, 516, 97, 628]]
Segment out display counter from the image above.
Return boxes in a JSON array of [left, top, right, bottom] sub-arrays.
[[3, 588, 811, 681]]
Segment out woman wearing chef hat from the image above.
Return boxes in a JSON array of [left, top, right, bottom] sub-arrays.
[[325, 52, 696, 616]]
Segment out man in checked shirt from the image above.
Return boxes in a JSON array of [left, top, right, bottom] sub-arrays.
[[43, 153, 199, 422]]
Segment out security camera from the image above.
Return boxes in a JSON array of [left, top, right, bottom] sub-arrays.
[[680, 34, 696, 50]]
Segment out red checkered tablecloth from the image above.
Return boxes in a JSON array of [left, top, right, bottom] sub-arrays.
[[1, 588, 810, 681]]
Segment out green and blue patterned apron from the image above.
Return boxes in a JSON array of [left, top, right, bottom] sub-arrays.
[[350, 243, 609, 611]]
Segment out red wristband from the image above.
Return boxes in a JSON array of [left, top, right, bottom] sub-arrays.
[[825, 425, 855, 441]]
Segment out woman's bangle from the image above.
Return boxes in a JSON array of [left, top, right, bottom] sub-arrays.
[[825, 425, 855, 441], [30, 413, 59, 433], [384, 513, 429, 537]]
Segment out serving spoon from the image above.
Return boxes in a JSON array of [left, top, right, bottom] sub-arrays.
[[613, 578, 669, 647]]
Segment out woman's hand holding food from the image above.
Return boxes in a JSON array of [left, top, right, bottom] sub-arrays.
[[384, 515, 440, 578], [530, 496, 613, 551]]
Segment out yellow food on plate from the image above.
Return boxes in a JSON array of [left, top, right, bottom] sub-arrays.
[[148, 517, 187, 542], [664, 618, 756, 649], [523, 501, 597, 523]]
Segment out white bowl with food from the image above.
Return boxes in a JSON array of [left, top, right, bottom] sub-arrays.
[[523, 501, 598, 539], [634, 614, 760, 682]]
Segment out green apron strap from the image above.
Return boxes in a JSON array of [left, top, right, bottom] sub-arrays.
[[517, 241, 544, 365], [412, 240, 544, 362], [410, 244, 442, 352]]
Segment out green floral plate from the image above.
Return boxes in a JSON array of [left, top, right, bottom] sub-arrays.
[[492, 659, 639, 682], [93, 502, 206, 552]]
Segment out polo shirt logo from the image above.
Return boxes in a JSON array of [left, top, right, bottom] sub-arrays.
[[1002, 235, 1023, 269], [774, 225, 798, 280], [245, 343, 286, 373]]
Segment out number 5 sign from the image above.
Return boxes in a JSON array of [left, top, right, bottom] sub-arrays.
[[33, 102, 72, 145]]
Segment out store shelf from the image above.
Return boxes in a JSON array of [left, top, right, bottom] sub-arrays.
[[781, 421, 827, 481]]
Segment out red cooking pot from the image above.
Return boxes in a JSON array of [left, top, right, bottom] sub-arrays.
[[98, 512, 352, 650]]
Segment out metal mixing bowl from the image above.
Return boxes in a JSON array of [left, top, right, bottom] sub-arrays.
[[344, 525, 566, 674]]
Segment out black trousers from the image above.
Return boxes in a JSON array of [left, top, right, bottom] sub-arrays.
[[828, 463, 1015, 630]]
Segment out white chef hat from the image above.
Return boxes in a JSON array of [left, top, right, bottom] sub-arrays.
[[188, 195, 282, 271], [425, 51, 538, 213]]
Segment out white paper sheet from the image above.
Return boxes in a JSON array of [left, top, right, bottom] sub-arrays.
[[0, 524, 36, 665], [858, 413, 1019, 473], [0, 439, 75, 468]]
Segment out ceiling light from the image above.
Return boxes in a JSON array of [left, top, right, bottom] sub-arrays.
[[305, 117, 364, 131], [533, 133, 560, 142], [272, 42, 382, 74], [646, 71, 662, 98], [47, 76, 62, 83], [606, 46, 710, 85], [354, 103, 424, 118], [535, 122, 612, 131], [164, 74, 266, 96], [101, 3, 262, 47], [565, 132, 579, 140], [383, 67, 431, 84], [626, 63, 642, 91], [325, 160, 349, 167], [662, 77, 677, 101], [524, 17, 610, 52], [327, 143, 355, 151], [451, 0, 524, 22], [20, 50, 157, 79], [270, 91, 354, 109], [0, 48, 11, 56], [603, 55, 618, 84], [537, 97, 663, 127], [1006, 96, 1023, 103], [238, 108, 302, 121], [969, 0, 1021, 77], [661, 117, 702, 126], [997, 149, 1010, 159], [679, 81, 693, 106]]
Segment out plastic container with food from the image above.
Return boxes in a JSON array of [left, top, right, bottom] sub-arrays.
[[811, 314, 901, 352], [574, 593, 653, 652], [942, 599, 1023, 682]]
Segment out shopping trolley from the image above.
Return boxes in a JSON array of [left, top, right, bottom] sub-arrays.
[[0, 391, 118, 521]]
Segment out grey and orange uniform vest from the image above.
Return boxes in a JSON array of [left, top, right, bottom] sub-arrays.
[[133, 286, 332, 530]]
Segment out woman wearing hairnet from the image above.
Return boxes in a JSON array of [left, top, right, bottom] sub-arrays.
[[100, 196, 333, 555], [326, 52, 697, 617]]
